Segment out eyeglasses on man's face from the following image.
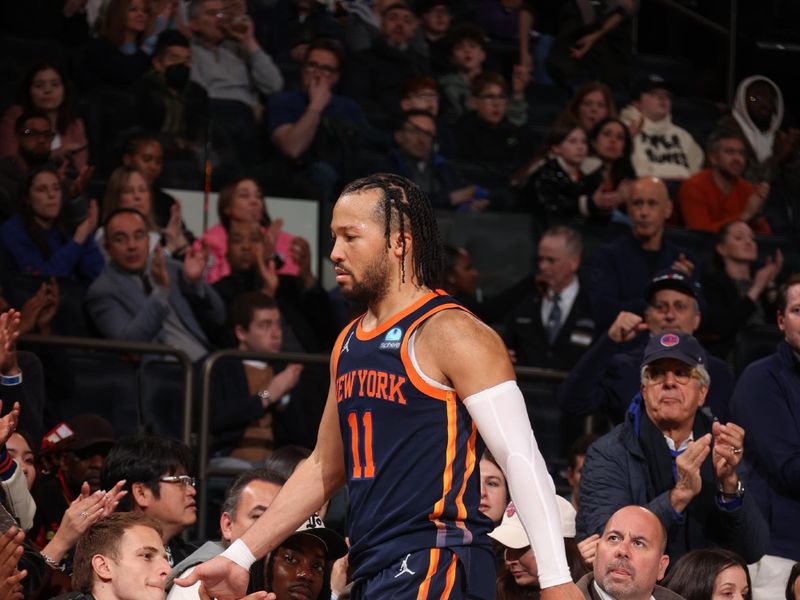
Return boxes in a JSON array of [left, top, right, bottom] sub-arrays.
[[643, 365, 698, 385], [159, 475, 196, 488], [21, 128, 55, 140], [303, 61, 338, 75]]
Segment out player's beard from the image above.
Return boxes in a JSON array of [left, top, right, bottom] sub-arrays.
[[342, 249, 391, 305]]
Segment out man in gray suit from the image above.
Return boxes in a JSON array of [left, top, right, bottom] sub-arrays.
[[86, 208, 225, 362]]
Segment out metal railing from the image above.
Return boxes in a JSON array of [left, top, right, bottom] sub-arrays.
[[13, 337, 574, 539], [516, 365, 569, 382], [636, 0, 738, 103], [18, 334, 195, 447], [195, 350, 569, 537]]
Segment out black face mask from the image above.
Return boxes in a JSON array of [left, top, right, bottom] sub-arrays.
[[164, 63, 191, 91]]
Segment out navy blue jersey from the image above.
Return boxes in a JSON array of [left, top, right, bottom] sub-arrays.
[[331, 291, 494, 580]]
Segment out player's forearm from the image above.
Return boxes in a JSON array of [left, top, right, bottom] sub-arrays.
[[465, 382, 572, 588], [240, 448, 345, 558]]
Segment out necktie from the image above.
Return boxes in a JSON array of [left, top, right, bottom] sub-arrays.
[[140, 273, 153, 296], [546, 293, 562, 345]]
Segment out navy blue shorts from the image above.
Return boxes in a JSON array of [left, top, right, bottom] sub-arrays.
[[350, 546, 496, 599]]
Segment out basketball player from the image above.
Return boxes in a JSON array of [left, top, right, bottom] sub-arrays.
[[177, 174, 583, 599]]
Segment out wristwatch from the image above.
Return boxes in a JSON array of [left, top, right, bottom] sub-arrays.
[[718, 479, 745, 499]]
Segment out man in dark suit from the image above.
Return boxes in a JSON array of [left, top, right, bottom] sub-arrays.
[[504, 226, 595, 371], [85, 208, 225, 363]]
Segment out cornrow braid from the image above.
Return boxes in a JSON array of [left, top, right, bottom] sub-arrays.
[[340, 173, 443, 289]]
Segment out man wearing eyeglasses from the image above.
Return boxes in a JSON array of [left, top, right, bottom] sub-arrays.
[[575, 330, 768, 565], [268, 38, 366, 200], [560, 268, 736, 424], [101, 436, 198, 567], [0, 110, 57, 220], [374, 109, 486, 211], [167, 468, 286, 599]]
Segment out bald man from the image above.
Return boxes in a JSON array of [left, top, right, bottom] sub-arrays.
[[577, 506, 683, 600], [588, 177, 695, 330]]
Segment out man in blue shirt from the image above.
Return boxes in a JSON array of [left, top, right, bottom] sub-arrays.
[[268, 38, 367, 200]]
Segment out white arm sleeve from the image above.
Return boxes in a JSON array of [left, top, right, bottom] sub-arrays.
[[464, 380, 572, 588]]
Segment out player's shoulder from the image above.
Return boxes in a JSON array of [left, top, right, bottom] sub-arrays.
[[421, 306, 504, 349], [418, 305, 514, 386]]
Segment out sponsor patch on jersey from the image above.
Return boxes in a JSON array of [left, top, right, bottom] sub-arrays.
[[385, 327, 403, 341], [380, 327, 403, 350]]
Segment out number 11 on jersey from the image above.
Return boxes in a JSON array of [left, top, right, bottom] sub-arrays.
[[347, 410, 376, 479]]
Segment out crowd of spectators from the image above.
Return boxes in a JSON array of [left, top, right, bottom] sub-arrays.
[[0, 0, 799, 599]]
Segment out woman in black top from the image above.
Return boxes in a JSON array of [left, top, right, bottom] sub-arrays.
[[700, 220, 782, 359]]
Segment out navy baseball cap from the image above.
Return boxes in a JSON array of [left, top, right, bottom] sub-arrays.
[[416, 0, 449, 14], [645, 268, 701, 303], [641, 330, 707, 369], [631, 74, 673, 99]]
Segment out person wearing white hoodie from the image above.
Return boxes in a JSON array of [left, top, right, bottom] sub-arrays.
[[620, 74, 703, 183], [714, 75, 800, 183], [713, 75, 800, 236]]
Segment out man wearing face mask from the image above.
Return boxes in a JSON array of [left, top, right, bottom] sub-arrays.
[[136, 30, 209, 154]]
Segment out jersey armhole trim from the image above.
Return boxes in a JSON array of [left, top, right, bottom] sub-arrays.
[[400, 303, 466, 401]]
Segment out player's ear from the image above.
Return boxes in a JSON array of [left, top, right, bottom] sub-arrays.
[[390, 231, 411, 258]]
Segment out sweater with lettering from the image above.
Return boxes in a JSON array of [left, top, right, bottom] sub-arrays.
[[621, 105, 704, 181]]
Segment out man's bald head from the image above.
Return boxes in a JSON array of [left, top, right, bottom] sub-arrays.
[[602, 506, 668, 552], [626, 177, 672, 246], [593, 506, 670, 600], [630, 177, 668, 204]]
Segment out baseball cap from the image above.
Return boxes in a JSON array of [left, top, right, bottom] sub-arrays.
[[487, 497, 577, 549], [416, 0, 449, 15], [382, 2, 413, 16], [631, 74, 673, 99], [640, 330, 708, 369], [66, 414, 115, 453], [40, 414, 115, 456], [645, 268, 701, 303], [287, 514, 348, 560]]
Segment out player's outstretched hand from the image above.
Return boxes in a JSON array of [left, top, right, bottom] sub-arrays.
[[541, 582, 586, 600], [174, 555, 250, 600]]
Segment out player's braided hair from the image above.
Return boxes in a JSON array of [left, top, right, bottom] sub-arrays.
[[340, 173, 443, 288]]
